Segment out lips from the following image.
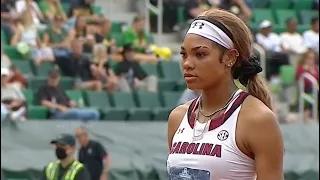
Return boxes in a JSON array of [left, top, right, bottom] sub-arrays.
[[184, 73, 197, 82], [183, 73, 196, 78]]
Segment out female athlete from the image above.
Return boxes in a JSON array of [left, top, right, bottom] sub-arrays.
[[167, 9, 284, 180]]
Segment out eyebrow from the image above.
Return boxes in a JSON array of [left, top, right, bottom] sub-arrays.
[[180, 46, 209, 51]]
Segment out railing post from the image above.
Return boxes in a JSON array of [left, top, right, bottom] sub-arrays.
[[298, 72, 319, 122], [157, 0, 163, 36], [145, 0, 163, 35], [253, 43, 266, 78], [145, 0, 150, 34]]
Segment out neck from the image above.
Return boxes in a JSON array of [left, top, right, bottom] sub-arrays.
[[201, 80, 238, 113], [60, 156, 74, 168]]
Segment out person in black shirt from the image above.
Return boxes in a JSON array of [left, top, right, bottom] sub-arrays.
[[115, 44, 158, 92], [37, 69, 100, 121], [75, 127, 110, 180], [56, 39, 103, 91], [40, 134, 91, 180]]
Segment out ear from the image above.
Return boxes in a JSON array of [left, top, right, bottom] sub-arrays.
[[223, 49, 239, 67]]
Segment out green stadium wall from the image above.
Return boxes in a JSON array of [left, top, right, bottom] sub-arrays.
[[1, 121, 319, 180]]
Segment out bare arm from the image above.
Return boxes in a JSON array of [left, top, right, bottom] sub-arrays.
[[167, 104, 188, 149], [246, 105, 284, 180]]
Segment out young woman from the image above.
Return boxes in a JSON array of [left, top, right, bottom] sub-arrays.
[[167, 9, 284, 180], [296, 50, 319, 121]]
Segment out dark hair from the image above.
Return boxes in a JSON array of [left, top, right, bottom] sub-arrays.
[[203, 9, 272, 110], [133, 15, 145, 24], [285, 18, 297, 24], [311, 16, 319, 25]]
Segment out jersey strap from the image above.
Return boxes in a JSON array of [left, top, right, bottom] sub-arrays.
[[186, 92, 249, 130]]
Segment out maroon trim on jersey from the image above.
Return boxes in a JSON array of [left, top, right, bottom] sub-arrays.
[[187, 97, 200, 129], [187, 92, 249, 130]]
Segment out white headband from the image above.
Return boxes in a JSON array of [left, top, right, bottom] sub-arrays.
[[186, 19, 234, 49]]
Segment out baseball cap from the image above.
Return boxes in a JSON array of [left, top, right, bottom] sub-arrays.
[[50, 134, 76, 146], [259, 20, 272, 29], [1, 68, 10, 76]]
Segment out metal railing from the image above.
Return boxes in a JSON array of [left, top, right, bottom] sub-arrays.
[[145, 0, 163, 35], [298, 72, 319, 122], [253, 43, 266, 78]]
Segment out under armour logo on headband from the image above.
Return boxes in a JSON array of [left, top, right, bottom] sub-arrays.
[[191, 22, 205, 29]]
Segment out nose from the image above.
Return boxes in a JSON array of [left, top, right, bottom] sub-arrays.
[[182, 58, 195, 70]]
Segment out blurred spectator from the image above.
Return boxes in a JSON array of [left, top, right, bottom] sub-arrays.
[[122, 15, 158, 63], [10, 9, 55, 66], [295, 50, 319, 121], [57, 39, 102, 91], [37, 69, 100, 121], [92, 44, 118, 91], [1, 68, 27, 121], [1, 0, 16, 40], [1, 45, 12, 69], [115, 45, 158, 92], [38, 0, 66, 21], [184, 0, 213, 20], [43, 13, 74, 58], [256, 20, 289, 79], [178, 88, 201, 105], [219, 0, 253, 22], [73, 15, 97, 53], [15, 0, 44, 25], [303, 17, 319, 56], [69, 0, 94, 17], [75, 127, 111, 180], [8, 65, 28, 89], [280, 18, 307, 57], [1, 102, 9, 121]]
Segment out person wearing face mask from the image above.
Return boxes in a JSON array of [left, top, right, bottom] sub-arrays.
[[40, 134, 91, 180]]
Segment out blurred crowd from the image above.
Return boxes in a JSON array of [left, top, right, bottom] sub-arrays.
[[1, 0, 319, 122]]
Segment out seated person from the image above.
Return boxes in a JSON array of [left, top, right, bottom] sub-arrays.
[[1, 68, 27, 121], [1, 45, 12, 69], [69, 0, 94, 17], [295, 50, 319, 121], [122, 15, 158, 63], [10, 9, 55, 66], [303, 17, 319, 56], [8, 65, 28, 89], [56, 39, 102, 91], [37, 69, 100, 121], [256, 20, 289, 79], [15, 0, 45, 25], [219, 0, 253, 22], [280, 18, 307, 65], [92, 44, 118, 91], [115, 45, 158, 92], [43, 13, 75, 58], [38, 0, 67, 22], [184, 0, 213, 21]]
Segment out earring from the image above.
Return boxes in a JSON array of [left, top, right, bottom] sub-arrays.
[[228, 63, 233, 67]]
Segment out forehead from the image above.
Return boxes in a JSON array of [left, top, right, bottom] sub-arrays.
[[182, 34, 213, 49]]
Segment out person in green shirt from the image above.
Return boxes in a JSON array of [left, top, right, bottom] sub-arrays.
[[122, 15, 152, 53]]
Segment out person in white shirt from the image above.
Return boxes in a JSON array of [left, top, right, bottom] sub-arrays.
[[256, 20, 289, 79], [280, 18, 307, 55], [15, 0, 44, 25], [303, 17, 319, 55]]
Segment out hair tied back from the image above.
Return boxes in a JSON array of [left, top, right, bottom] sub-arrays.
[[233, 56, 263, 86]]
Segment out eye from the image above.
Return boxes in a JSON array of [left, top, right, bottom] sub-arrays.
[[180, 52, 187, 59], [196, 52, 206, 58]]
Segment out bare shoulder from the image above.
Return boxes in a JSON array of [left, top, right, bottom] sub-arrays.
[[239, 95, 283, 150], [167, 101, 192, 148], [168, 102, 190, 128], [240, 95, 278, 125]]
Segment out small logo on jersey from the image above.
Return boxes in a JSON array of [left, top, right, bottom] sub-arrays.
[[179, 168, 192, 179], [217, 130, 229, 141], [177, 128, 185, 134]]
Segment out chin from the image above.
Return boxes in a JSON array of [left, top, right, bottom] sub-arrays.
[[186, 83, 202, 90]]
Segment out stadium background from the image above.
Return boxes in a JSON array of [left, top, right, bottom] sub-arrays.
[[1, 0, 319, 180]]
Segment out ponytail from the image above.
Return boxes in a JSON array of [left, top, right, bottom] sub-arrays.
[[247, 75, 273, 110]]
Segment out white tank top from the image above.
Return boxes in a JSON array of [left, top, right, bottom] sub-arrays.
[[167, 90, 256, 180]]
